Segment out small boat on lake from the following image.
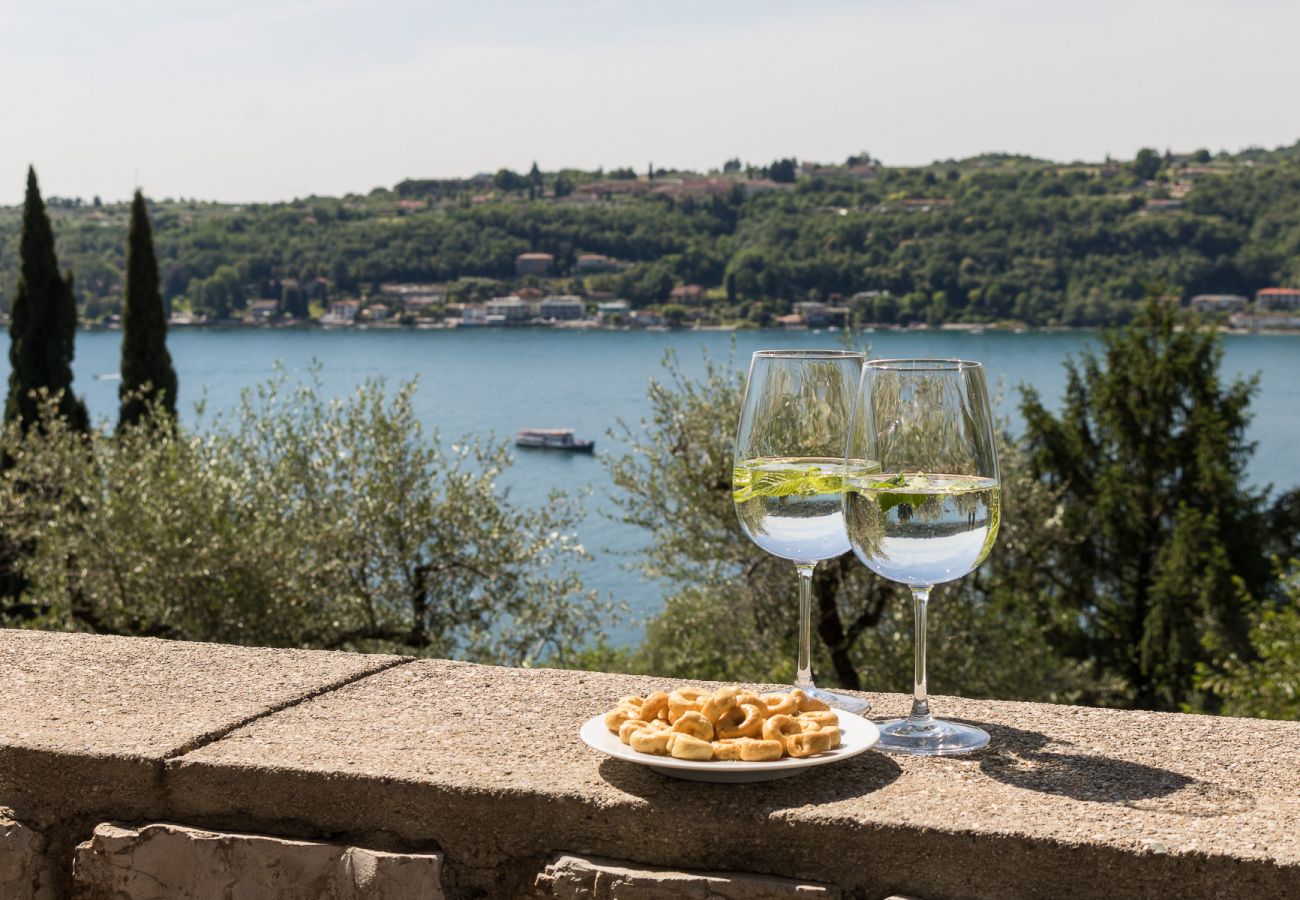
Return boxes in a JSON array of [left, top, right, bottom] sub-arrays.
[[514, 428, 595, 453]]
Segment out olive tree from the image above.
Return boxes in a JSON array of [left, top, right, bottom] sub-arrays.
[[0, 377, 606, 665], [606, 350, 1094, 704]]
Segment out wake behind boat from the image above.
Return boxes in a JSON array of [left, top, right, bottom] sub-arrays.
[[514, 428, 595, 453]]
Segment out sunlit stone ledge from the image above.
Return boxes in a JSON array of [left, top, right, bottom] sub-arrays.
[[0, 629, 1296, 899]]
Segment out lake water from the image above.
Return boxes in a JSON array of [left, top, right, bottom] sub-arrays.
[[37, 327, 1300, 644]]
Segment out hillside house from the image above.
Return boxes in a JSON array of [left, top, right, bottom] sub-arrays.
[[597, 300, 631, 320], [539, 296, 586, 320], [325, 300, 359, 324], [575, 254, 622, 273], [1257, 287, 1300, 310], [247, 299, 278, 320], [486, 296, 535, 323], [669, 284, 705, 305], [1190, 294, 1248, 313], [628, 310, 663, 328], [515, 253, 554, 277]]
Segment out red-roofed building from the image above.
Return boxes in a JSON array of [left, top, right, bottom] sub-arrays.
[[669, 284, 706, 305], [516, 253, 554, 277], [1256, 287, 1300, 310]]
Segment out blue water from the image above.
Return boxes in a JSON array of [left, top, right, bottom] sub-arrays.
[[38, 327, 1300, 644]]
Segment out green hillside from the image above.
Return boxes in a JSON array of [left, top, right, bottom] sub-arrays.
[[3, 143, 1299, 327]]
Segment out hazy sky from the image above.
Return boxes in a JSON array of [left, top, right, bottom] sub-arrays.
[[3, 0, 1298, 204]]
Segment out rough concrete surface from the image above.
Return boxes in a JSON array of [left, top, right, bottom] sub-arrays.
[[534, 853, 840, 898], [72, 822, 444, 899], [0, 629, 406, 822], [0, 812, 54, 899], [166, 659, 1300, 900], [0, 629, 409, 896]]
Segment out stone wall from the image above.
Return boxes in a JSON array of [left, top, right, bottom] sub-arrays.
[[0, 629, 1297, 899]]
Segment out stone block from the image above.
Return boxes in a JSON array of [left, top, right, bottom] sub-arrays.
[[0, 628, 407, 824], [535, 853, 840, 899], [0, 814, 54, 900], [72, 822, 443, 899]]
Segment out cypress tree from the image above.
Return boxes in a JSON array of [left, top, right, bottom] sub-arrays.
[[1020, 299, 1279, 711], [5, 166, 88, 432], [118, 189, 177, 430]]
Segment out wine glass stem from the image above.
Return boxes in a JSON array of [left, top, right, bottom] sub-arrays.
[[795, 563, 816, 690], [908, 585, 934, 727]]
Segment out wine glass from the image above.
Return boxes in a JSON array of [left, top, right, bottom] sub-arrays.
[[733, 349, 870, 714], [843, 358, 1001, 755]]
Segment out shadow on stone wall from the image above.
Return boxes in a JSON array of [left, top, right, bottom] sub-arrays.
[[971, 721, 1256, 817], [596, 750, 903, 812]]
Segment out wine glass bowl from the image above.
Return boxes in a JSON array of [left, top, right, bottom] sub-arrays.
[[844, 358, 1001, 755], [733, 350, 870, 714]]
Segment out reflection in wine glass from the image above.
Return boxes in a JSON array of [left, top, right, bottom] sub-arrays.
[[733, 350, 870, 713], [844, 358, 1001, 755]]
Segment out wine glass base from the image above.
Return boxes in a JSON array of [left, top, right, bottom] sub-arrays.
[[799, 684, 871, 715], [875, 717, 988, 756]]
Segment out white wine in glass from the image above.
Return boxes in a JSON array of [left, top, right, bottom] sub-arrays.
[[844, 359, 1001, 755], [733, 350, 870, 714]]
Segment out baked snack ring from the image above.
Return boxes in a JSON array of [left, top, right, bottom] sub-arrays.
[[710, 739, 745, 761], [715, 702, 764, 739], [604, 705, 641, 733], [600, 685, 850, 763], [671, 711, 715, 742], [760, 692, 799, 717], [699, 688, 738, 725], [786, 726, 841, 759], [737, 738, 784, 761], [797, 692, 832, 712], [639, 691, 670, 722], [629, 727, 672, 755], [798, 710, 840, 729], [668, 688, 709, 722], [762, 714, 804, 749], [618, 719, 648, 744], [667, 732, 714, 761]]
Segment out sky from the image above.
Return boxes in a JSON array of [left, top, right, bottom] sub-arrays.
[[2, 0, 1299, 205]]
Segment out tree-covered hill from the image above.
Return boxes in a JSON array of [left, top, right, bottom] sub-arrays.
[[3, 142, 1299, 327]]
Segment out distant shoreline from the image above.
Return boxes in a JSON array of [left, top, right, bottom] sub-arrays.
[[69, 321, 1300, 337]]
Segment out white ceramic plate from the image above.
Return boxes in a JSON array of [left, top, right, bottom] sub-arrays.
[[580, 710, 880, 783]]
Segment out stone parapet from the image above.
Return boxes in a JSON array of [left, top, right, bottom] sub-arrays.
[[0, 628, 1298, 899], [0, 813, 54, 900], [72, 823, 443, 899], [532, 853, 840, 898]]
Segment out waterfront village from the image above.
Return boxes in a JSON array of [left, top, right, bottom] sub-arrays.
[[154, 249, 1300, 333]]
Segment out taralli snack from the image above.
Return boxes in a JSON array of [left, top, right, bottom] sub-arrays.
[[671, 711, 715, 742], [639, 691, 670, 722], [604, 706, 639, 733], [760, 692, 799, 717], [797, 693, 832, 713], [667, 733, 714, 761], [668, 688, 709, 722], [715, 702, 764, 739], [602, 687, 843, 762], [618, 719, 648, 744], [787, 727, 841, 759], [738, 738, 785, 761], [762, 714, 802, 743], [699, 688, 738, 725], [798, 710, 840, 729], [629, 727, 672, 755], [711, 739, 745, 761]]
